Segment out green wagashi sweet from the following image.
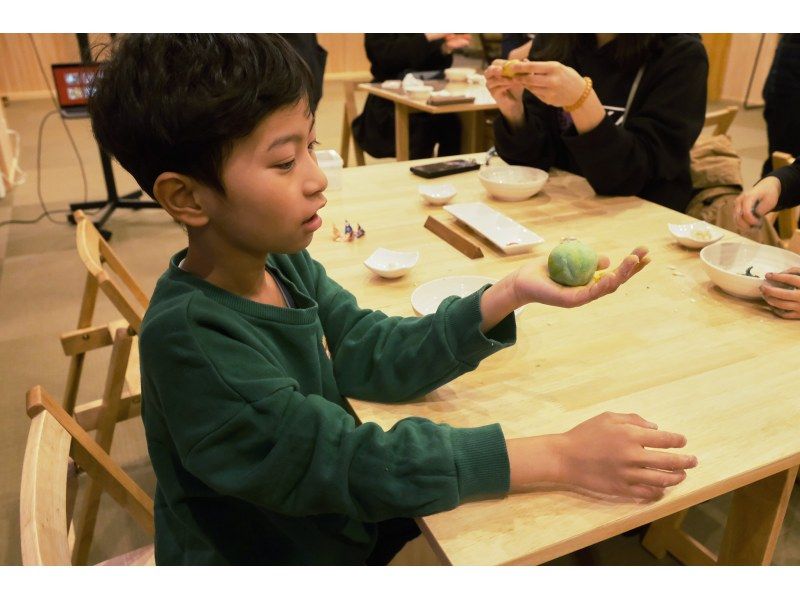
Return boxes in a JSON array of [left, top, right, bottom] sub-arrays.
[[547, 238, 598, 287]]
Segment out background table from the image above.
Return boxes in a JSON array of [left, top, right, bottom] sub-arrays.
[[359, 81, 498, 161], [308, 155, 800, 565]]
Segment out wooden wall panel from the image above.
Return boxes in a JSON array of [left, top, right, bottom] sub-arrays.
[[702, 33, 731, 103], [721, 33, 779, 105], [317, 33, 370, 77]]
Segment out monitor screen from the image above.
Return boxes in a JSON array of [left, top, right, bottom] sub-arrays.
[[51, 63, 101, 108]]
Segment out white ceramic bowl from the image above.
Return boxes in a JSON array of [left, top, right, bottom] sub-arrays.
[[364, 248, 419, 279], [406, 85, 434, 101], [478, 165, 549, 201], [444, 67, 476, 82], [668, 222, 724, 249], [699, 242, 800, 299], [418, 183, 457, 206], [411, 275, 525, 316]]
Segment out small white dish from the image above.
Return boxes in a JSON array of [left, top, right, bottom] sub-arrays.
[[364, 248, 419, 279], [699, 241, 800, 299], [419, 183, 457, 206], [479, 165, 549, 201], [668, 222, 724, 249], [444, 202, 544, 255], [406, 85, 434, 101], [444, 67, 476, 82], [412, 275, 525, 316], [381, 80, 402, 90], [467, 73, 487, 85]]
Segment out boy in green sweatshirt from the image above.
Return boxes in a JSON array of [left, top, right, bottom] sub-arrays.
[[88, 34, 697, 565]]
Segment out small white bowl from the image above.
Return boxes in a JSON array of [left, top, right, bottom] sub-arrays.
[[478, 165, 549, 201], [699, 241, 800, 299], [466, 73, 486, 85], [364, 248, 420, 279], [418, 183, 457, 206], [406, 85, 434, 101], [668, 222, 724, 249], [444, 67, 476, 82]]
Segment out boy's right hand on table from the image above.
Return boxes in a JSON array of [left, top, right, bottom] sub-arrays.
[[508, 412, 698, 500]]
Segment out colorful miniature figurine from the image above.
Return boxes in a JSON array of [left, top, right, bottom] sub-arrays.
[[332, 224, 342, 241], [355, 224, 365, 238]]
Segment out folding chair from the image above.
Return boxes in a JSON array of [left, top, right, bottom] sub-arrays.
[[702, 106, 739, 136], [20, 385, 154, 565]]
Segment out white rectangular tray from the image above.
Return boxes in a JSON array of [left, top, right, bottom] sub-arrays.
[[443, 202, 544, 255]]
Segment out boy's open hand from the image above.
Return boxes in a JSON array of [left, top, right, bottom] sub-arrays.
[[555, 412, 698, 500], [513, 246, 650, 308]]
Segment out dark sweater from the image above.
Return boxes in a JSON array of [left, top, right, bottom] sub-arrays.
[[772, 161, 800, 211], [140, 249, 514, 565], [493, 34, 708, 213]]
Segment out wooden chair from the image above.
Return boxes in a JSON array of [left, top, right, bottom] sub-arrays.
[[339, 76, 370, 167], [61, 209, 147, 417], [20, 385, 154, 565], [702, 106, 739, 136], [769, 151, 800, 252]]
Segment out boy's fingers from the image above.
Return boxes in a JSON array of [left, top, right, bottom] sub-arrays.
[[597, 255, 611, 270], [635, 428, 688, 449], [762, 296, 800, 311], [765, 271, 800, 287], [616, 412, 658, 429], [627, 484, 664, 501], [627, 468, 686, 488], [761, 284, 800, 301], [637, 449, 698, 471]]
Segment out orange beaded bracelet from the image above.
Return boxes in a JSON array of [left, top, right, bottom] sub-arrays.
[[564, 76, 593, 113]]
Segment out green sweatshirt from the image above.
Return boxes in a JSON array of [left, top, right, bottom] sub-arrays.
[[140, 249, 515, 565]]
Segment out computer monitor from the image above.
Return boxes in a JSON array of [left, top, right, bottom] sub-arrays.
[[51, 62, 101, 119]]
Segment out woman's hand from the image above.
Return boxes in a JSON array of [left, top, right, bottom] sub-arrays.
[[485, 59, 527, 127], [734, 176, 781, 230], [762, 267, 800, 319], [512, 246, 650, 308], [511, 60, 586, 108]]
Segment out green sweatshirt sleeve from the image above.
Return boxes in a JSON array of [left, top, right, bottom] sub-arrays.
[[305, 254, 517, 402], [142, 301, 510, 522]]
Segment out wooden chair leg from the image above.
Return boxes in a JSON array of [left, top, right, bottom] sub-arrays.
[[71, 327, 134, 565], [717, 466, 798, 565]]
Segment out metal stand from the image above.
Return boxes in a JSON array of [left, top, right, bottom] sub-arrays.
[[66, 33, 160, 241]]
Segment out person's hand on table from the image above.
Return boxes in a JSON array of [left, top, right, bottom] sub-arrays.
[[485, 59, 527, 127], [734, 176, 781, 230], [506, 413, 698, 500], [761, 267, 800, 319]]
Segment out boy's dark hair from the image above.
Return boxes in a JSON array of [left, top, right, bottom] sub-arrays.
[[88, 34, 315, 199]]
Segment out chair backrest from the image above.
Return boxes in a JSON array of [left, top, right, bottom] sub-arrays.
[[771, 151, 800, 249], [20, 385, 154, 565], [703, 106, 739, 136], [74, 210, 149, 334], [340, 75, 371, 167]]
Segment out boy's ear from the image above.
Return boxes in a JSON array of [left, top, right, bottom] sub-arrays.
[[152, 172, 210, 228]]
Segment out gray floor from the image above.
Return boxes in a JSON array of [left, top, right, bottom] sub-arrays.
[[1, 79, 797, 566]]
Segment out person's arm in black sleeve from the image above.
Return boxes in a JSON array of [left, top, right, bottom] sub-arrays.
[[365, 34, 443, 76], [772, 161, 800, 210], [561, 39, 708, 201], [493, 92, 561, 170]]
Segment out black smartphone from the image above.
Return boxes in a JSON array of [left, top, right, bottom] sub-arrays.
[[410, 159, 480, 179]]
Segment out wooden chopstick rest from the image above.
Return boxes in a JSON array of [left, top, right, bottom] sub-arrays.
[[424, 215, 483, 259]]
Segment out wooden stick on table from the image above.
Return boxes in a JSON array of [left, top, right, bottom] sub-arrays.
[[424, 215, 483, 259]]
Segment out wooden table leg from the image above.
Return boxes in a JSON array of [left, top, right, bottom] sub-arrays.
[[459, 112, 487, 155], [394, 104, 410, 162], [717, 465, 798, 565]]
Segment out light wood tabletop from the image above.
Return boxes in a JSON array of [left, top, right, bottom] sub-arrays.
[[308, 154, 800, 566], [358, 80, 498, 161]]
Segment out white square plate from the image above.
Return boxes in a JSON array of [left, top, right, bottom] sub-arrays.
[[443, 202, 544, 254]]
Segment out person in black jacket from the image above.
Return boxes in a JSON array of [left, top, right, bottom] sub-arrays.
[[352, 33, 470, 160], [760, 34, 800, 178], [487, 34, 708, 213], [280, 34, 327, 109], [735, 160, 800, 319]]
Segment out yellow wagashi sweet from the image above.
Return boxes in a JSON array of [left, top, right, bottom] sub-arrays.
[[501, 59, 521, 78]]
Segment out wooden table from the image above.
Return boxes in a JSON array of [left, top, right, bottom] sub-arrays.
[[359, 81, 498, 161], [308, 154, 800, 566]]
